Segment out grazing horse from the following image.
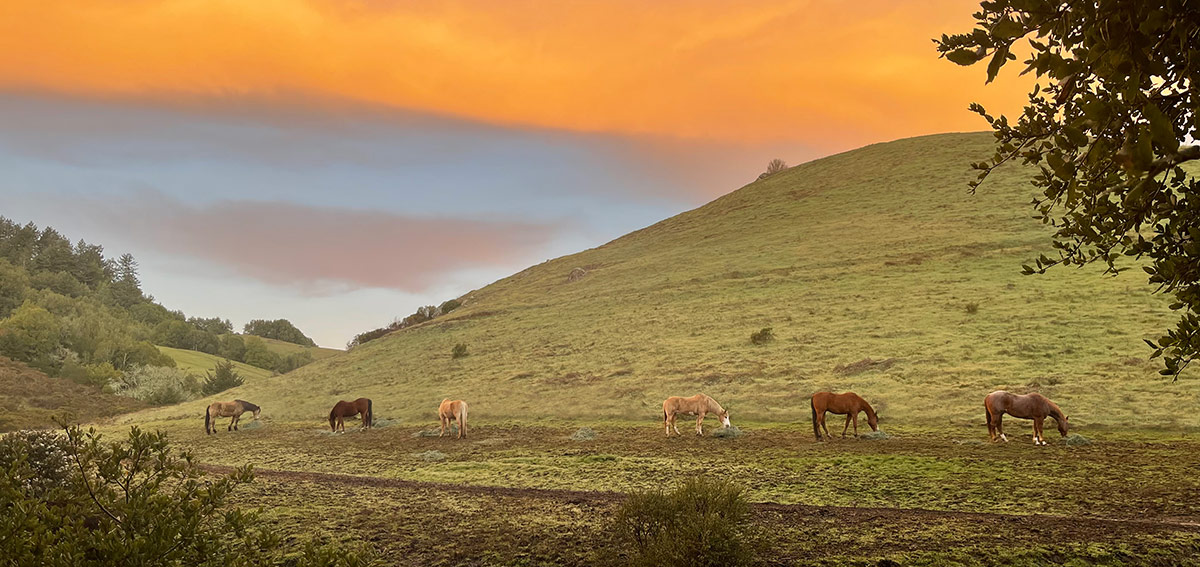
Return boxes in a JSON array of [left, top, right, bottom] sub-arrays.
[[662, 393, 730, 436], [329, 398, 373, 432], [985, 391, 1068, 445], [205, 400, 261, 435], [438, 399, 468, 439], [811, 392, 878, 441]]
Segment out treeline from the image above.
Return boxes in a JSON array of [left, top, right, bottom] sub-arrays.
[[243, 318, 316, 347], [0, 217, 315, 403], [347, 299, 461, 349]]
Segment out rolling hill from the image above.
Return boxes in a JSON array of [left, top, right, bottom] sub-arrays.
[[0, 356, 145, 431], [125, 132, 1200, 428], [156, 346, 276, 381]]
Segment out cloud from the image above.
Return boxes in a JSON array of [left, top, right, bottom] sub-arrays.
[[0, 0, 1034, 148], [38, 191, 563, 295]]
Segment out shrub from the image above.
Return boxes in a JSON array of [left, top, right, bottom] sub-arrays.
[[749, 327, 775, 345], [113, 365, 201, 405], [439, 299, 462, 314], [451, 343, 469, 359], [760, 158, 788, 179], [965, 302, 979, 314], [0, 424, 377, 567], [0, 429, 73, 497], [614, 477, 754, 567], [202, 359, 244, 396]]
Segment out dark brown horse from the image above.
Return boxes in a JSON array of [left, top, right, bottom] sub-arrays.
[[811, 392, 878, 441], [984, 391, 1068, 445], [205, 400, 261, 435], [329, 398, 373, 432]]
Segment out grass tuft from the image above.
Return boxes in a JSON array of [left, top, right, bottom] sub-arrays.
[[416, 450, 447, 462], [570, 427, 597, 441]]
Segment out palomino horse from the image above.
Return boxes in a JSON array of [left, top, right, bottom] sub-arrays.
[[811, 392, 878, 441], [205, 400, 261, 435], [438, 399, 468, 439], [662, 393, 730, 436], [329, 398, 373, 432], [984, 390, 1068, 445]]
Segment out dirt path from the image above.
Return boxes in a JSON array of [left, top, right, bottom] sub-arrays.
[[200, 463, 1200, 536]]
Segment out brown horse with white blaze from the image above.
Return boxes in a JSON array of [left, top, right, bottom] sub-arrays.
[[985, 390, 1068, 445], [205, 400, 261, 435], [662, 393, 730, 436], [329, 398, 372, 432], [438, 399, 468, 439], [811, 392, 878, 441]]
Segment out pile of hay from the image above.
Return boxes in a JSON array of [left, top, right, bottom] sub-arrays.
[[570, 427, 597, 441], [239, 420, 264, 431], [1059, 433, 1092, 446], [371, 418, 398, 428], [416, 450, 447, 462], [859, 430, 890, 440], [711, 426, 743, 439]]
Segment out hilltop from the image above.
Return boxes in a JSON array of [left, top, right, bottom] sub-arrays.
[[126, 132, 1200, 427]]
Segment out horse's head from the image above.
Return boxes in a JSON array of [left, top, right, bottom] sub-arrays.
[[1057, 414, 1070, 437], [252, 408, 262, 420], [867, 412, 879, 432], [719, 409, 731, 428]]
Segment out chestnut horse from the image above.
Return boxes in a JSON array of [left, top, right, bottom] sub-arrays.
[[205, 399, 261, 435], [662, 393, 730, 436], [438, 399, 468, 439], [985, 391, 1068, 445], [329, 398, 373, 432], [811, 392, 878, 441]]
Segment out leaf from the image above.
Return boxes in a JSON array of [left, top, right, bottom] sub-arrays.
[[946, 48, 981, 66], [1145, 103, 1179, 153], [992, 18, 1025, 39], [986, 47, 1010, 83]]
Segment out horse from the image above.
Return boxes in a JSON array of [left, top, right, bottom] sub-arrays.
[[329, 398, 373, 432], [662, 393, 730, 436], [984, 390, 1068, 445], [811, 392, 878, 441], [205, 400, 261, 435], [438, 399, 468, 439]]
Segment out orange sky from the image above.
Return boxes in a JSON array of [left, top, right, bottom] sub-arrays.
[[0, 0, 1033, 148]]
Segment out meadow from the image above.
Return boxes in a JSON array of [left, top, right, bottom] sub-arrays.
[[101, 132, 1200, 565]]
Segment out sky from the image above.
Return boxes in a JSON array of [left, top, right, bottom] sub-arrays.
[[0, 1, 1034, 348]]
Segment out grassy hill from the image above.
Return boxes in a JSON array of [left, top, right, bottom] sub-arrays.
[[250, 336, 342, 361], [156, 346, 275, 381], [127, 132, 1200, 428], [0, 356, 145, 431]]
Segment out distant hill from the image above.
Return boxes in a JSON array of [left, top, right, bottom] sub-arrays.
[[0, 356, 145, 432], [127, 132, 1200, 427], [155, 346, 276, 381]]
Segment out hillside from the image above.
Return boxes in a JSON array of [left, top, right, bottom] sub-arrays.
[[126, 132, 1200, 427], [0, 356, 145, 431], [252, 336, 341, 361], [156, 346, 276, 381]]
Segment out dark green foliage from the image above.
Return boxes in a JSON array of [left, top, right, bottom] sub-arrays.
[[439, 299, 462, 314], [0, 424, 376, 567], [937, 2, 1200, 377], [243, 319, 316, 347], [0, 302, 61, 371], [275, 350, 314, 374], [749, 327, 774, 345], [218, 334, 247, 362], [187, 316, 233, 335], [113, 366, 200, 405], [201, 359, 244, 396], [614, 477, 754, 567], [242, 336, 282, 370], [451, 343, 469, 359], [348, 299, 465, 349]]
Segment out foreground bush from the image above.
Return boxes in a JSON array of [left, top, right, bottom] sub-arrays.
[[0, 423, 374, 567], [614, 477, 754, 567]]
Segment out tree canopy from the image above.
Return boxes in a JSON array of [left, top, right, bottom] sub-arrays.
[[937, 0, 1200, 377]]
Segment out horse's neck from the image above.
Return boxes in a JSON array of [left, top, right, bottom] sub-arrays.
[[861, 402, 877, 418]]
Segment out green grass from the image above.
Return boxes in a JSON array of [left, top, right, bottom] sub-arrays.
[[156, 345, 274, 381], [240, 335, 342, 360], [127, 132, 1199, 427]]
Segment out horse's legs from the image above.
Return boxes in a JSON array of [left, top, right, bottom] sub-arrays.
[[820, 413, 833, 440], [696, 412, 705, 436], [852, 412, 860, 437], [457, 413, 465, 439], [440, 416, 447, 437], [1033, 417, 1045, 445], [986, 406, 995, 442], [995, 414, 1007, 442], [841, 414, 852, 437], [665, 411, 672, 437]]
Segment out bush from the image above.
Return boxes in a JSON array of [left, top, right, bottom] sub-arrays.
[[113, 365, 201, 405], [451, 343, 469, 359], [439, 299, 462, 314], [965, 302, 979, 314], [0, 424, 376, 567], [614, 477, 754, 567], [0, 429, 73, 497], [202, 359, 244, 396], [749, 327, 775, 345]]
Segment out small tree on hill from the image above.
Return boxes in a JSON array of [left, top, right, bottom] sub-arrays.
[[201, 359, 244, 396]]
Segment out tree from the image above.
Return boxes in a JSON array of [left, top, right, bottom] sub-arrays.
[[937, 1, 1200, 377], [0, 301, 61, 370], [760, 158, 788, 179], [106, 253, 144, 308], [218, 333, 247, 362], [243, 319, 316, 347], [241, 336, 281, 371], [201, 359, 244, 396]]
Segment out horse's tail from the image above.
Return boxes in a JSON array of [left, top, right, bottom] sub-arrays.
[[811, 396, 820, 441], [984, 399, 991, 426], [205, 405, 211, 435], [367, 398, 373, 427]]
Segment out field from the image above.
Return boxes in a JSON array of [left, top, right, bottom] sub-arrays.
[[107, 132, 1200, 564], [104, 418, 1200, 566], [249, 335, 343, 360], [156, 345, 276, 381]]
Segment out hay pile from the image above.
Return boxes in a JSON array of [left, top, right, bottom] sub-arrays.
[[859, 430, 890, 440], [570, 427, 597, 441], [1059, 433, 1092, 446], [711, 426, 743, 439]]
